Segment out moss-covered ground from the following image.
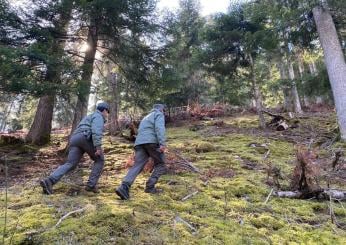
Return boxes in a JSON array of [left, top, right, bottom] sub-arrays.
[[1, 113, 346, 244]]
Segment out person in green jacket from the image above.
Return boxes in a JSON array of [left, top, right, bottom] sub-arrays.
[[115, 104, 167, 200], [40, 102, 109, 195]]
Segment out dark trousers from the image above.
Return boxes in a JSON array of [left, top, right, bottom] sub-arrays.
[[49, 133, 104, 187], [123, 143, 166, 189]]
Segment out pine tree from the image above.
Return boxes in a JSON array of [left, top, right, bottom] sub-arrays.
[[26, 0, 74, 145]]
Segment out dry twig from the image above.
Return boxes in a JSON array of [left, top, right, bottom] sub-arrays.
[[181, 191, 199, 201], [55, 207, 87, 228], [174, 215, 197, 233], [264, 188, 274, 204]]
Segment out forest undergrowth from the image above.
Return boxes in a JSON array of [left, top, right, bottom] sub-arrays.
[[1, 112, 346, 244]]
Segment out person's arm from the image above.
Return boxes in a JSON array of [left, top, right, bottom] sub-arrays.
[[154, 112, 166, 152], [91, 113, 104, 155]]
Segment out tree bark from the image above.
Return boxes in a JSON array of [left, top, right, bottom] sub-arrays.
[[26, 0, 73, 145], [108, 71, 120, 135], [313, 6, 346, 140], [297, 53, 309, 108], [288, 61, 303, 114], [0, 99, 15, 132], [278, 61, 293, 112], [26, 95, 55, 145], [70, 23, 98, 133], [249, 54, 266, 128]]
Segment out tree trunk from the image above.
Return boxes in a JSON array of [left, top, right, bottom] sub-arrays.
[[313, 6, 346, 140], [70, 23, 98, 133], [26, 0, 73, 145], [249, 54, 265, 128], [278, 61, 293, 112], [0, 99, 15, 132], [108, 72, 120, 135], [297, 53, 309, 108], [26, 95, 55, 145], [288, 61, 303, 114]]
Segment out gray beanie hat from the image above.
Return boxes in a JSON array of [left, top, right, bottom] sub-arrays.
[[153, 104, 165, 111], [97, 102, 110, 112]]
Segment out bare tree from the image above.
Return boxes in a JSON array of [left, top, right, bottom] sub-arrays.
[[313, 5, 346, 140]]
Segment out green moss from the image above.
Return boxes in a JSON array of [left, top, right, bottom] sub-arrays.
[[2, 114, 346, 244], [194, 142, 216, 153], [250, 213, 285, 230]]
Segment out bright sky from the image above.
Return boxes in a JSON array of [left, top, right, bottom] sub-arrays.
[[9, 0, 230, 16], [157, 0, 229, 16]]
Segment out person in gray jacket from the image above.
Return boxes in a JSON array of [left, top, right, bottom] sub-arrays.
[[40, 102, 110, 195], [115, 104, 167, 200]]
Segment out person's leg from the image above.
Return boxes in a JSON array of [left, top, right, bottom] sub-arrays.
[[84, 140, 104, 190], [41, 135, 84, 194], [123, 146, 149, 186], [145, 144, 167, 193], [49, 146, 83, 183], [116, 145, 149, 199]]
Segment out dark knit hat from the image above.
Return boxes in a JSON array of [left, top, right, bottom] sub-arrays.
[[153, 104, 165, 111], [97, 102, 110, 113]]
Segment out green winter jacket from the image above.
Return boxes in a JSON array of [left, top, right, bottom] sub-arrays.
[[73, 110, 106, 148], [134, 109, 166, 147]]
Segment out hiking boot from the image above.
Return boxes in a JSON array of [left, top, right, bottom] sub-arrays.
[[144, 187, 163, 194], [115, 184, 130, 200], [40, 178, 53, 195], [85, 185, 100, 193]]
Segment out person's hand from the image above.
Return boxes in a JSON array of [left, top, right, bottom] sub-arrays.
[[159, 145, 166, 153], [95, 148, 103, 156]]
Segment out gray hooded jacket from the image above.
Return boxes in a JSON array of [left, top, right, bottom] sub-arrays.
[[73, 110, 106, 148], [134, 108, 166, 147]]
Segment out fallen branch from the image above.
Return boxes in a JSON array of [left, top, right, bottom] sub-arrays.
[[55, 207, 87, 228], [181, 191, 199, 201], [170, 149, 200, 173], [263, 149, 271, 160], [174, 215, 197, 233], [264, 188, 274, 204]]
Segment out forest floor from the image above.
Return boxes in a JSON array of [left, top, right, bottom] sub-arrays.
[[1, 111, 346, 244]]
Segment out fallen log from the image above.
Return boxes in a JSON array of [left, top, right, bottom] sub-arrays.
[[273, 189, 346, 201], [274, 146, 346, 201]]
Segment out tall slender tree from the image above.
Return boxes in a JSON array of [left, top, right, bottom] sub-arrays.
[[69, 0, 158, 133], [313, 3, 346, 140]]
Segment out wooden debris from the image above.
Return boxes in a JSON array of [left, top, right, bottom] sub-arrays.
[[290, 146, 322, 197], [273, 191, 301, 198], [264, 188, 274, 204], [181, 191, 199, 201], [273, 189, 346, 201], [174, 215, 197, 233], [55, 206, 87, 228], [262, 110, 299, 131], [170, 150, 200, 173]]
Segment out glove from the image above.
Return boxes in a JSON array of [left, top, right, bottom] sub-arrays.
[[95, 147, 103, 156]]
